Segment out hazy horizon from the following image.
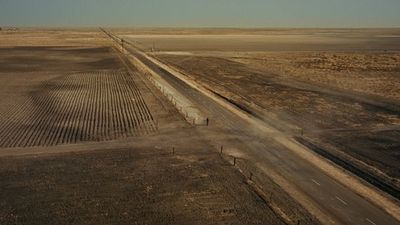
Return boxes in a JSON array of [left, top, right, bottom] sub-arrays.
[[1, 0, 400, 28]]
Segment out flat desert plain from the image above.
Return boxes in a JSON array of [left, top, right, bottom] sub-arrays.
[[0, 29, 317, 225], [1, 28, 400, 225], [122, 28, 400, 190]]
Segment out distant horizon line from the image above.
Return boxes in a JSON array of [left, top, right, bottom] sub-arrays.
[[2, 26, 400, 30]]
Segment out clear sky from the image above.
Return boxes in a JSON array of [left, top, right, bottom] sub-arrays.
[[1, 0, 399, 27]]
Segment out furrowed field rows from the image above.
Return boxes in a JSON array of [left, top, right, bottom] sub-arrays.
[[0, 71, 157, 148]]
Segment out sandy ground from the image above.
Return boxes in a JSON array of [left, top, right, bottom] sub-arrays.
[[0, 29, 106, 47], [121, 28, 400, 52], [158, 53, 400, 181], [0, 29, 300, 225], [2, 28, 399, 224], [122, 29, 400, 101], [121, 29, 400, 189], [231, 51, 400, 101], [0, 46, 158, 148]]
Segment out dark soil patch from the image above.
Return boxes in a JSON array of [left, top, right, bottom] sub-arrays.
[[0, 148, 284, 225], [322, 130, 400, 178], [0, 46, 125, 72]]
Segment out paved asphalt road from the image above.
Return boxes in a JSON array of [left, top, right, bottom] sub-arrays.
[[120, 36, 400, 225]]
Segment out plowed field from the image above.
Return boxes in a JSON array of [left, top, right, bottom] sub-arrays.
[[0, 46, 156, 148]]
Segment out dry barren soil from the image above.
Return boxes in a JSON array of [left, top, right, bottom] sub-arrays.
[[0, 29, 297, 225], [157, 53, 400, 179], [122, 29, 400, 190], [0, 143, 286, 225], [0, 46, 157, 148]]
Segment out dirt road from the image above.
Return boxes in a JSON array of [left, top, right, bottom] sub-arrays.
[[0, 31, 289, 225], [119, 37, 400, 225]]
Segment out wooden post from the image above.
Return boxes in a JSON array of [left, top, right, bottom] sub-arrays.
[[220, 145, 223, 154], [233, 157, 236, 166]]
